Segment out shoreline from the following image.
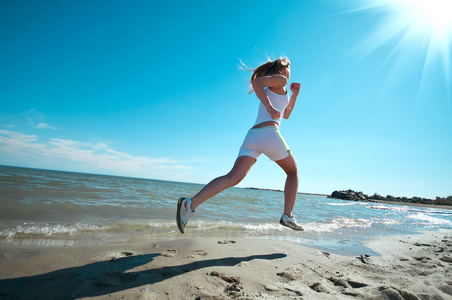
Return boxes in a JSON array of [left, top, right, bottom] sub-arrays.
[[1, 229, 451, 299], [244, 187, 452, 211], [367, 199, 452, 211]]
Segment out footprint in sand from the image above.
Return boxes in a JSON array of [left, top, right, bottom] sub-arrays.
[[160, 249, 177, 257], [276, 271, 298, 281], [161, 249, 207, 258], [183, 250, 208, 258], [218, 240, 236, 244], [106, 251, 135, 261]]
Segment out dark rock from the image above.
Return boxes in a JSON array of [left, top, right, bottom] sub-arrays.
[[330, 190, 369, 201]]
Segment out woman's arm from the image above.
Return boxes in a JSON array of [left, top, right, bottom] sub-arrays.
[[283, 82, 301, 119], [251, 75, 288, 120]]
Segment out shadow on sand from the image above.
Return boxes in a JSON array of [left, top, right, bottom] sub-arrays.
[[0, 252, 286, 299]]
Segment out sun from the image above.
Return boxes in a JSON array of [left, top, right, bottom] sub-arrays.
[[404, 0, 452, 32], [349, 0, 452, 60], [345, 0, 452, 106], [398, 0, 452, 49]]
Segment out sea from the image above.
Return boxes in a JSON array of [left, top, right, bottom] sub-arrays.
[[1, 165, 451, 256]]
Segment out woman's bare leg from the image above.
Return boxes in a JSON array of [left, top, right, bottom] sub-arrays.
[[191, 156, 257, 210], [275, 153, 299, 217]]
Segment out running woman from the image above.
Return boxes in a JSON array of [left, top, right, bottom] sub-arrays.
[[177, 57, 303, 233]]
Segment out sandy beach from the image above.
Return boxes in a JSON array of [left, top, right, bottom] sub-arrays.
[[0, 229, 451, 299]]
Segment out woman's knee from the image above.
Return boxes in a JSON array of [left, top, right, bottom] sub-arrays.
[[276, 154, 298, 175], [287, 164, 299, 176], [225, 156, 256, 187], [225, 172, 245, 187]]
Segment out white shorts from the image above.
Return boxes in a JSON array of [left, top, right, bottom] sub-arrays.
[[238, 126, 291, 161]]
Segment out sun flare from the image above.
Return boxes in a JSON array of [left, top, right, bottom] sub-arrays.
[[399, 0, 452, 46], [404, 0, 452, 31], [352, 0, 452, 56], [347, 0, 452, 105]]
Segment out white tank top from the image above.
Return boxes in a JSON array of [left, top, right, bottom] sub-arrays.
[[253, 88, 289, 126]]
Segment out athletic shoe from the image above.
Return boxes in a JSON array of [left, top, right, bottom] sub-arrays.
[[280, 214, 304, 231], [176, 197, 194, 234]]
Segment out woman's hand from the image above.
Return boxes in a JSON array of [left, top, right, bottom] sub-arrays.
[[284, 82, 301, 120], [290, 82, 301, 95], [251, 75, 286, 120], [267, 106, 281, 120]]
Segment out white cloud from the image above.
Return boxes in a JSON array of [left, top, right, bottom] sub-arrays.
[[0, 130, 194, 179], [0, 130, 39, 144], [36, 122, 56, 129]]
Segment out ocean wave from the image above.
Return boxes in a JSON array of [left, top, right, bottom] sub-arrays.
[[0, 216, 387, 240], [0, 223, 109, 239], [406, 213, 452, 226], [303, 217, 374, 233], [326, 202, 369, 207], [371, 205, 452, 215], [325, 202, 357, 206], [177, 217, 376, 236]]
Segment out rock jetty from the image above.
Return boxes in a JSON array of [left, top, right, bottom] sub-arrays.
[[329, 189, 452, 206]]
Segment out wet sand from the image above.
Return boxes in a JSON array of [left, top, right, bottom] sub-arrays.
[[0, 229, 451, 299]]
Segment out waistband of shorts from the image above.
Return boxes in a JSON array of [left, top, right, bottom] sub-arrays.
[[249, 125, 279, 132]]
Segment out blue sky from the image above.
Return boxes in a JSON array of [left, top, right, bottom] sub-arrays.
[[1, 0, 451, 198]]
